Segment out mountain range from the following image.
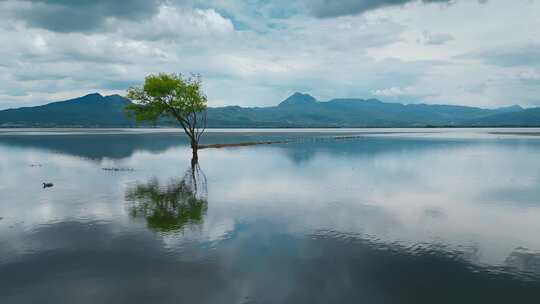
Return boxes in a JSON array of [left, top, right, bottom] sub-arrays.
[[0, 92, 538, 127]]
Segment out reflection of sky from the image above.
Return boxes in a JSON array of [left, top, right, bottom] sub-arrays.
[[204, 139, 540, 266], [1, 129, 540, 298]]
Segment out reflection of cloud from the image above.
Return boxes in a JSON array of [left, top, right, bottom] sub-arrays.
[[505, 248, 540, 276], [4, 219, 540, 303], [279, 136, 471, 165], [207, 135, 540, 268], [160, 217, 235, 250], [3, 131, 540, 278]]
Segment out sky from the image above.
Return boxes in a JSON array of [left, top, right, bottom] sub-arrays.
[[0, 0, 539, 110]]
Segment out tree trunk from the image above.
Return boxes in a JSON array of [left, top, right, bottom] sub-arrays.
[[191, 139, 198, 165]]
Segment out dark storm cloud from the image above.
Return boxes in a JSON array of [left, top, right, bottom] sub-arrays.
[[11, 0, 164, 33], [306, 0, 457, 18]]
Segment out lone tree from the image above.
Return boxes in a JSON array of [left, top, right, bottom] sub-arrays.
[[126, 73, 208, 162]]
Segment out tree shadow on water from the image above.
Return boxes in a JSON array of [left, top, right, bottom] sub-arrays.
[[125, 161, 208, 233]]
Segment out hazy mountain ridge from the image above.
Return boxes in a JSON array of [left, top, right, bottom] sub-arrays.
[[0, 93, 135, 127], [466, 107, 540, 126], [0, 92, 537, 128]]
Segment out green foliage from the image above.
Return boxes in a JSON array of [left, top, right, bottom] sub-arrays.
[[126, 73, 208, 155], [125, 73, 208, 124]]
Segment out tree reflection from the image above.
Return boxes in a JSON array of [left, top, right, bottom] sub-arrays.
[[126, 162, 208, 232]]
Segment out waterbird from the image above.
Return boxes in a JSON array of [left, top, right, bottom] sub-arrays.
[[42, 182, 54, 188]]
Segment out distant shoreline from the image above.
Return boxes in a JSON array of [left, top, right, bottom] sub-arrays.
[[2, 125, 540, 129], [2, 127, 540, 138]]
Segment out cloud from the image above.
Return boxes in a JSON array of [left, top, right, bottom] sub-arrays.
[[418, 30, 453, 45], [0, 0, 539, 109], [5, 0, 163, 33], [462, 44, 540, 67], [304, 0, 454, 18], [120, 6, 235, 41], [372, 86, 414, 97]]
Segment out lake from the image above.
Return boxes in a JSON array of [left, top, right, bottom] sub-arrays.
[[1, 128, 540, 303]]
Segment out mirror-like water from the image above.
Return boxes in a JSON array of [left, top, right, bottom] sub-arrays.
[[1, 129, 540, 303]]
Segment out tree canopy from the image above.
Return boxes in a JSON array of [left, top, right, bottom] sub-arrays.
[[126, 73, 208, 161]]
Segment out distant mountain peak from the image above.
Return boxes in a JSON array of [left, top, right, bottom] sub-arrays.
[[106, 94, 123, 98], [64, 92, 105, 104], [278, 92, 317, 107], [66, 93, 130, 106], [83, 92, 104, 98]]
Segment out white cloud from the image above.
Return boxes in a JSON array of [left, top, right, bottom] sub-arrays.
[[117, 6, 235, 41], [372, 86, 416, 97], [418, 30, 453, 45], [0, 0, 539, 109]]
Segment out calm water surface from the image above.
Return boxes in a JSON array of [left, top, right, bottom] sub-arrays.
[[1, 128, 540, 303]]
